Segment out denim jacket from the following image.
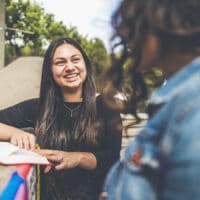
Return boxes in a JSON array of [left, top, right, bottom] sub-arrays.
[[100, 57, 200, 200]]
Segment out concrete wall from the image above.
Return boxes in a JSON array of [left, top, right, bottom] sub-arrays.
[[0, 56, 43, 109]]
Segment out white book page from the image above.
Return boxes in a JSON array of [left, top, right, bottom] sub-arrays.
[[0, 142, 19, 157], [0, 142, 49, 165]]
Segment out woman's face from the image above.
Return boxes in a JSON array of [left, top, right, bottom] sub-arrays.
[[51, 43, 87, 92]]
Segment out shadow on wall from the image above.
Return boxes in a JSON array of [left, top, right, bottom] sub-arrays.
[[0, 57, 43, 109]]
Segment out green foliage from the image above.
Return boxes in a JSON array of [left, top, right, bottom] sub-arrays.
[[5, 0, 75, 57], [80, 37, 110, 90], [143, 68, 165, 90], [5, 0, 110, 90]]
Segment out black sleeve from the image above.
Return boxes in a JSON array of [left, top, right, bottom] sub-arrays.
[[0, 98, 39, 128], [92, 95, 122, 178]]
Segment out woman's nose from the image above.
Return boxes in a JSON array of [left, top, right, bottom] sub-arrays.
[[64, 61, 74, 70]]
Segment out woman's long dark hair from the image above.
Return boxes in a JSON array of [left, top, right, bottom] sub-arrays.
[[35, 37, 97, 150], [106, 0, 200, 118]]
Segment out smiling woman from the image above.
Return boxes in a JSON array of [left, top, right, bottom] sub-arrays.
[[0, 37, 122, 200]]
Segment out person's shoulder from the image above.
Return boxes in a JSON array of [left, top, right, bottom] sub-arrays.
[[95, 93, 108, 107], [95, 93, 102, 102], [96, 93, 115, 102], [14, 98, 39, 111], [96, 93, 120, 112], [20, 98, 39, 105]]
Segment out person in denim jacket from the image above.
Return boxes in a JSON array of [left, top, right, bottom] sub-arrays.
[[100, 0, 200, 199]]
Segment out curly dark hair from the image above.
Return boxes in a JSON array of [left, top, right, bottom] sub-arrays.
[[106, 0, 200, 119]]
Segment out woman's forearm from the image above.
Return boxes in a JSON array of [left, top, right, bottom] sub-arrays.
[[0, 123, 35, 149], [34, 149, 97, 172], [78, 152, 97, 170], [0, 122, 23, 141]]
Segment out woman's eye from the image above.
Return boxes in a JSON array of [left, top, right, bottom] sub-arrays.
[[55, 61, 66, 66], [72, 58, 80, 63]]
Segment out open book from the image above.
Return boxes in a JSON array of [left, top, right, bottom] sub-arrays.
[[0, 142, 49, 165]]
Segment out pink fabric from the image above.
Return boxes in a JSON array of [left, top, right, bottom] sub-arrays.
[[15, 164, 32, 200], [14, 182, 27, 200]]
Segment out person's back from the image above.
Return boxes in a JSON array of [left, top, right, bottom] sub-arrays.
[[100, 0, 200, 199]]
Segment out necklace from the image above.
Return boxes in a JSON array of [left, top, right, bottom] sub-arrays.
[[63, 103, 82, 117]]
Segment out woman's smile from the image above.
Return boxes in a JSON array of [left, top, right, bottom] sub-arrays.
[[63, 73, 79, 82]]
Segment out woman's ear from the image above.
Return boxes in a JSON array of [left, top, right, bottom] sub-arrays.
[[140, 33, 161, 70], [147, 34, 160, 52]]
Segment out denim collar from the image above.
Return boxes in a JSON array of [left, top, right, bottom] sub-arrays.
[[148, 57, 200, 105]]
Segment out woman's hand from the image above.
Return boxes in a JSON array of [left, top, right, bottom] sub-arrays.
[[34, 149, 97, 173], [0, 123, 35, 149], [34, 149, 81, 172], [10, 131, 35, 150]]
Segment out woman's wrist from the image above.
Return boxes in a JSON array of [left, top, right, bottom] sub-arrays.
[[78, 152, 97, 170]]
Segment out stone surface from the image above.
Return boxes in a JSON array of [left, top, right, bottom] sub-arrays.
[[0, 56, 43, 109]]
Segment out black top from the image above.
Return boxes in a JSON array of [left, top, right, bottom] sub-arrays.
[[0, 94, 122, 200]]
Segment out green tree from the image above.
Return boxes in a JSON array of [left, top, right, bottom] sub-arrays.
[[5, 0, 70, 59], [80, 37, 110, 90]]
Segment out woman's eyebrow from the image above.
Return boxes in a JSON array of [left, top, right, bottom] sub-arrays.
[[54, 57, 65, 61], [71, 53, 81, 58]]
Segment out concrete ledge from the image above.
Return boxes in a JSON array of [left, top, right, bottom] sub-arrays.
[[0, 57, 43, 109]]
